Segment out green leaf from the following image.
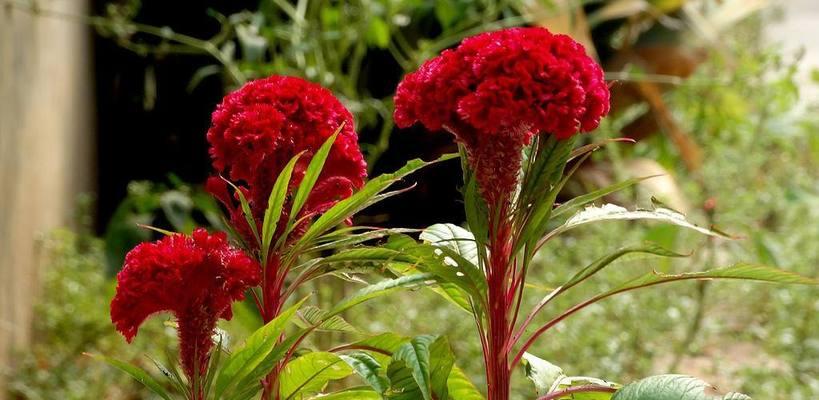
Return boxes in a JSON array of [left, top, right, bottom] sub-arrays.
[[313, 388, 382, 399], [613, 263, 817, 291], [519, 135, 574, 204], [387, 336, 434, 400], [462, 174, 489, 251], [387, 335, 454, 400], [446, 365, 485, 400], [545, 204, 733, 243], [295, 306, 360, 334], [612, 375, 751, 400], [262, 152, 302, 260], [419, 223, 479, 266], [418, 226, 486, 293], [550, 176, 660, 219], [428, 336, 455, 399], [345, 332, 410, 355], [231, 333, 305, 400], [309, 227, 418, 253], [289, 128, 341, 224], [329, 273, 436, 317], [296, 153, 456, 252], [418, 224, 488, 314], [517, 147, 589, 256], [279, 352, 354, 399], [85, 353, 173, 400], [214, 297, 308, 399], [548, 375, 620, 400], [339, 352, 390, 394], [522, 352, 565, 395], [561, 243, 687, 290], [222, 177, 261, 246]]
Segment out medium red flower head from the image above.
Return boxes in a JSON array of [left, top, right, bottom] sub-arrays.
[[394, 27, 610, 205], [206, 75, 368, 245], [110, 228, 260, 378]]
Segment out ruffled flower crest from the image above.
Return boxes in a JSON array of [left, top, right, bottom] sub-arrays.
[[394, 27, 610, 205], [205, 75, 367, 245], [110, 228, 260, 378]]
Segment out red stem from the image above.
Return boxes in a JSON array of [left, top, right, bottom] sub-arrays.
[[485, 206, 514, 400]]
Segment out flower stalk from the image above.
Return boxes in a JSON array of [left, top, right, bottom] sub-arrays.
[[394, 27, 610, 399], [205, 75, 368, 400]]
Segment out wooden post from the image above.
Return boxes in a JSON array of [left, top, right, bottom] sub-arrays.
[[0, 0, 92, 395]]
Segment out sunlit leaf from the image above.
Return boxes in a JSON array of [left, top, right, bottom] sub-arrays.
[[214, 297, 308, 399], [612, 375, 751, 400], [279, 352, 354, 399], [522, 352, 565, 395], [446, 365, 485, 400], [545, 204, 733, 244]]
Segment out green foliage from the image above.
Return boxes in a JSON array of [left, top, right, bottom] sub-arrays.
[[612, 375, 751, 400], [5, 230, 176, 399], [278, 352, 354, 399]]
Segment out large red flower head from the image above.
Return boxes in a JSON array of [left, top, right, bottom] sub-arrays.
[[394, 27, 610, 205], [206, 75, 368, 245], [111, 228, 260, 378]]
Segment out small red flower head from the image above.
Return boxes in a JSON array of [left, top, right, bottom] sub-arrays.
[[394, 27, 610, 205], [206, 75, 368, 245], [110, 229, 259, 378]]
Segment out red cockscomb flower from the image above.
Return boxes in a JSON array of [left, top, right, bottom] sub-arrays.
[[394, 27, 610, 205], [206, 75, 367, 245], [111, 228, 259, 378]]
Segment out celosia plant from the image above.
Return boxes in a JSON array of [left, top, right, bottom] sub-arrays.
[[99, 75, 471, 400], [95, 33, 816, 400], [110, 228, 259, 398], [386, 27, 817, 400], [206, 75, 367, 249], [205, 75, 370, 398]]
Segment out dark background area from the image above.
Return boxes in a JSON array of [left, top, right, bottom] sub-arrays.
[[92, 0, 465, 234]]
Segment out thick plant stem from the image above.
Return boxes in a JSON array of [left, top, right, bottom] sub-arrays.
[[485, 212, 514, 400]]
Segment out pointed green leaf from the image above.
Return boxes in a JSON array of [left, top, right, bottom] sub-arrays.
[[329, 273, 436, 317], [562, 243, 688, 290], [551, 176, 660, 219], [310, 388, 382, 399], [340, 352, 390, 394], [262, 152, 302, 259], [295, 305, 360, 334], [386, 335, 453, 400], [612, 375, 751, 400], [279, 352, 354, 399], [289, 128, 341, 223], [387, 335, 435, 400], [522, 352, 566, 395], [296, 153, 457, 252], [546, 204, 734, 243], [419, 223, 479, 266], [446, 365, 485, 400], [222, 177, 261, 246], [85, 353, 172, 400], [214, 297, 308, 399]]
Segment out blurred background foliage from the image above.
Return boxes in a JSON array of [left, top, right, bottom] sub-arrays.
[[4, 0, 818, 399]]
